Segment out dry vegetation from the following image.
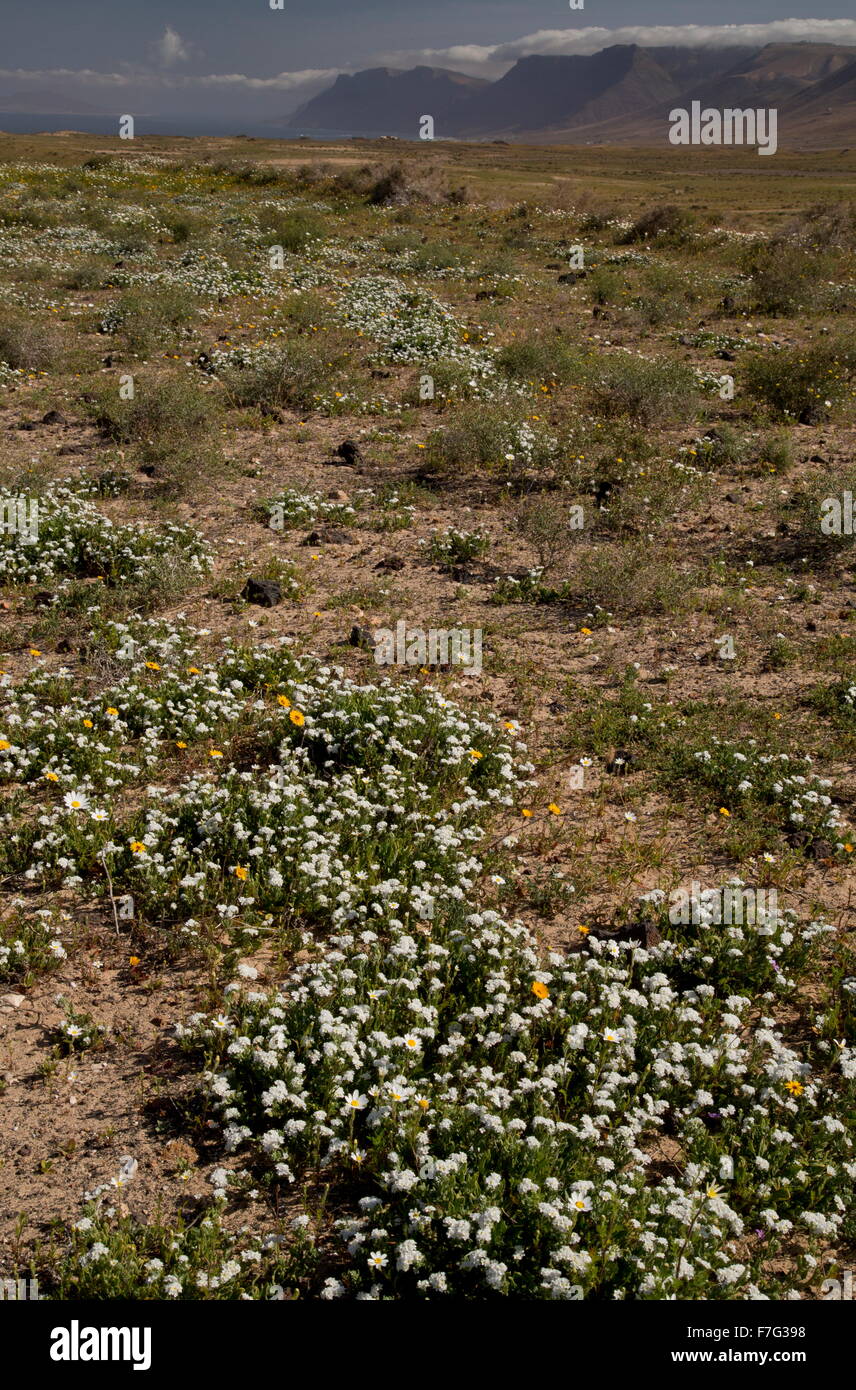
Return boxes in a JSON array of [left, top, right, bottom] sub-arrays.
[[0, 132, 854, 1301]]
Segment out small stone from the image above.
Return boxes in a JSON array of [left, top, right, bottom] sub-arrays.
[[41, 410, 66, 425], [302, 528, 353, 545], [241, 578, 281, 608], [332, 439, 363, 466], [0, 993, 26, 1010], [349, 625, 375, 651]]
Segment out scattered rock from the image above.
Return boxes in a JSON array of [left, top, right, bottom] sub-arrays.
[[302, 528, 354, 545], [57, 444, 88, 456], [241, 578, 281, 608], [375, 555, 405, 572], [0, 993, 26, 1012], [331, 439, 363, 467], [349, 625, 376, 651], [327, 489, 349, 503], [41, 410, 66, 425]]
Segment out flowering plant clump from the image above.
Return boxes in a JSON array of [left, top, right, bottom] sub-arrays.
[[685, 738, 849, 849], [180, 886, 853, 1300], [0, 903, 66, 982], [0, 625, 526, 913], [261, 487, 360, 530], [424, 527, 490, 568], [491, 569, 570, 605], [337, 275, 495, 379], [55, 1207, 315, 1300], [0, 484, 212, 586]]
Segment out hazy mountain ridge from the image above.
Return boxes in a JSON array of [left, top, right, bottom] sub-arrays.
[[286, 42, 856, 147]]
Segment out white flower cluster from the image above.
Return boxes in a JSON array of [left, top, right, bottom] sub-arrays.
[[0, 483, 212, 587]]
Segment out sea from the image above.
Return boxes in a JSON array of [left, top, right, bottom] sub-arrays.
[[0, 112, 417, 142]]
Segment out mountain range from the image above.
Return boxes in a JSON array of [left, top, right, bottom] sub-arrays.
[[286, 42, 856, 147]]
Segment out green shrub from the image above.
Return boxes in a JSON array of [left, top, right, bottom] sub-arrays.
[[258, 207, 326, 253], [217, 334, 354, 413], [744, 241, 830, 316], [0, 311, 64, 372], [744, 341, 856, 423], [90, 374, 223, 494], [101, 286, 198, 355], [622, 204, 695, 245], [586, 353, 699, 425], [496, 337, 584, 386]]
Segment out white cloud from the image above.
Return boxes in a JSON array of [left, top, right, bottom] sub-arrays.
[[3, 18, 855, 113], [376, 19, 856, 78], [155, 25, 190, 67], [0, 66, 335, 92]]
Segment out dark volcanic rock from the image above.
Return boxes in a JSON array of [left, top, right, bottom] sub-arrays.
[[241, 578, 282, 608], [332, 439, 364, 466], [349, 625, 376, 651], [302, 528, 354, 545]]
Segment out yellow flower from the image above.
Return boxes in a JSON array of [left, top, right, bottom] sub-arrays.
[[106, 707, 119, 717], [844, 844, 854, 854], [521, 808, 533, 818], [176, 741, 187, 749], [785, 1080, 804, 1097], [187, 667, 201, 675], [531, 981, 549, 1000], [277, 695, 291, 708], [548, 803, 562, 815], [578, 925, 590, 936], [82, 719, 93, 728], [719, 807, 731, 817], [209, 749, 223, 758], [29, 648, 41, 656], [145, 661, 160, 671], [129, 956, 140, 967], [706, 1184, 722, 1200], [579, 628, 592, 636], [44, 770, 59, 782], [469, 750, 483, 761], [130, 841, 146, 854], [0, 739, 10, 751], [289, 709, 305, 727], [234, 866, 249, 881]]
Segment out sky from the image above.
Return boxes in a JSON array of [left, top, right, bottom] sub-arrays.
[[2, 0, 855, 120]]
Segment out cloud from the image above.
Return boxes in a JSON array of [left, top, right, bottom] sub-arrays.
[[0, 65, 336, 92], [375, 19, 856, 78], [4, 18, 855, 114], [155, 25, 190, 67]]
